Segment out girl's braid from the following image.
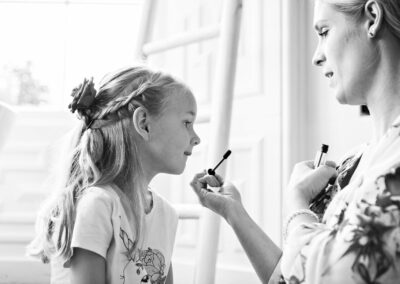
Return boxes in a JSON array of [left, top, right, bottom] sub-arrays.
[[94, 81, 151, 120]]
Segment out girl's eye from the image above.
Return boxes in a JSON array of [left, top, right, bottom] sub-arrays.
[[184, 121, 193, 128]]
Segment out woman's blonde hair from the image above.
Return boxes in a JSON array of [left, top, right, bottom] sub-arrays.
[[324, 0, 400, 40], [28, 66, 190, 263]]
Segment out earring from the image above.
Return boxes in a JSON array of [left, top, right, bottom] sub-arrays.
[[368, 27, 375, 38]]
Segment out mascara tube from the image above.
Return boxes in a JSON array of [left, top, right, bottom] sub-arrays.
[[314, 144, 329, 168], [309, 143, 330, 211]]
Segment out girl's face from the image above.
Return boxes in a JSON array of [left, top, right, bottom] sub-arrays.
[[312, 0, 377, 105], [146, 88, 200, 175]]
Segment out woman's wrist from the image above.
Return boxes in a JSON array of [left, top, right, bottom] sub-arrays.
[[283, 209, 319, 241], [286, 192, 310, 215], [225, 202, 248, 227]]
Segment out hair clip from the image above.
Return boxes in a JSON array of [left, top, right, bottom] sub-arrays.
[[69, 77, 97, 114]]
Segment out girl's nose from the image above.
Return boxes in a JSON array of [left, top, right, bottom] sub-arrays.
[[192, 133, 201, 146]]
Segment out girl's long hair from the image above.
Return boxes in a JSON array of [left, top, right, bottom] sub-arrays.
[[27, 66, 189, 263]]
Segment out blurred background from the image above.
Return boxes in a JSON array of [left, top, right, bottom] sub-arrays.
[[0, 0, 372, 283]]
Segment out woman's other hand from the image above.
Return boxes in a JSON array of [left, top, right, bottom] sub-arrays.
[[190, 170, 242, 223], [286, 160, 338, 210]]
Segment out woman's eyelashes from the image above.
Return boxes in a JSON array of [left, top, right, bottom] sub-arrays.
[[318, 28, 329, 38]]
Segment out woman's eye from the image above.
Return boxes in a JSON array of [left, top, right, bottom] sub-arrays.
[[184, 121, 193, 128], [319, 29, 329, 38]]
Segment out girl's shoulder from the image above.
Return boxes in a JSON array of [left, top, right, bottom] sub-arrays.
[[77, 184, 120, 209], [83, 184, 116, 196], [150, 190, 178, 219]]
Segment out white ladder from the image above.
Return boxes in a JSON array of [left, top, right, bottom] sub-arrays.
[[134, 0, 242, 283]]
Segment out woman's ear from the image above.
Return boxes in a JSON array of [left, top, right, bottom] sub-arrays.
[[364, 0, 383, 38], [132, 106, 150, 141]]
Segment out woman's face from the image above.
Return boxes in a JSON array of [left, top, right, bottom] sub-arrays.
[[312, 0, 378, 105]]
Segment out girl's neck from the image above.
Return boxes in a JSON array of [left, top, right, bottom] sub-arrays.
[[141, 168, 156, 214], [144, 190, 154, 214]]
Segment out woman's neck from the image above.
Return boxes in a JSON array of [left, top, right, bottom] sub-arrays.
[[367, 39, 400, 141], [368, 91, 400, 142]]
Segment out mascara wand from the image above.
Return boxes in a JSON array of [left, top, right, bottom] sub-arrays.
[[208, 150, 232, 175]]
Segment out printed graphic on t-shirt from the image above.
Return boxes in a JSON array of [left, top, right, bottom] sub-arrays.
[[119, 227, 167, 284]]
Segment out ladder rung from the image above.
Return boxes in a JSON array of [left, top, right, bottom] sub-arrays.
[[143, 26, 220, 55], [0, 213, 36, 224], [175, 204, 203, 219]]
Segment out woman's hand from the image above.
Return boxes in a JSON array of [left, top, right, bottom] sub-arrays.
[[190, 170, 242, 222], [286, 160, 338, 210]]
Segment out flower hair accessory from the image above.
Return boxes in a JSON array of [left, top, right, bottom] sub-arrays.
[[68, 77, 97, 128], [68, 77, 96, 114]]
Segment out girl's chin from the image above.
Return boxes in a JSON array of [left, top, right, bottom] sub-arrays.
[[165, 166, 185, 175]]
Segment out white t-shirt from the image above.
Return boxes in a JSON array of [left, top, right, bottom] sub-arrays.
[[51, 185, 178, 284]]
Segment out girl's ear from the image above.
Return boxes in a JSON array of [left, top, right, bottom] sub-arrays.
[[132, 106, 150, 141], [364, 0, 383, 38]]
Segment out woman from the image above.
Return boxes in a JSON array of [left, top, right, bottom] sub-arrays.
[[191, 0, 400, 283]]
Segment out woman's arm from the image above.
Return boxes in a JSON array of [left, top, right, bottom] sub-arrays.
[[190, 163, 337, 283], [227, 199, 282, 283], [165, 263, 173, 284], [70, 248, 106, 284], [190, 173, 282, 283], [280, 161, 400, 283]]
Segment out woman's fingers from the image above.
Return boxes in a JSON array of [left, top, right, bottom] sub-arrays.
[[315, 164, 338, 180], [288, 159, 339, 204], [198, 174, 224, 188], [324, 160, 337, 169], [302, 159, 336, 169], [190, 170, 207, 193], [215, 173, 224, 185]]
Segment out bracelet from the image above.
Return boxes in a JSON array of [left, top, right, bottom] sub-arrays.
[[283, 209, 319, 241]]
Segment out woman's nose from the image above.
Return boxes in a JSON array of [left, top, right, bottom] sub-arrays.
[[312, 48, 325, 66]]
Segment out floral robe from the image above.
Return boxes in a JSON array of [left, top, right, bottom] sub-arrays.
[[281, 117, 400, 284]]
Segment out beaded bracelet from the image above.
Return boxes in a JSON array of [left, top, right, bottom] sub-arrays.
[[283, 209, 319, 241]]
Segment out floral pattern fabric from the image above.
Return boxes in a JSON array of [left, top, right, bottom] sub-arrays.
[[281, 117, 400, 284], [119, 227, 167, 284]]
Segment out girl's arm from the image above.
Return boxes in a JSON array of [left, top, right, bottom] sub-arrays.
[[165, 263, 173, 284], [70, 248, 106, 284]]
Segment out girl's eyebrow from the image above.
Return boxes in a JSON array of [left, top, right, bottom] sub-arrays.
[[186, 111, 196, 116]]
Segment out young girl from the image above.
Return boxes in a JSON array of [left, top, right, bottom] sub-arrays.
[[28, 66, 200, 284]]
